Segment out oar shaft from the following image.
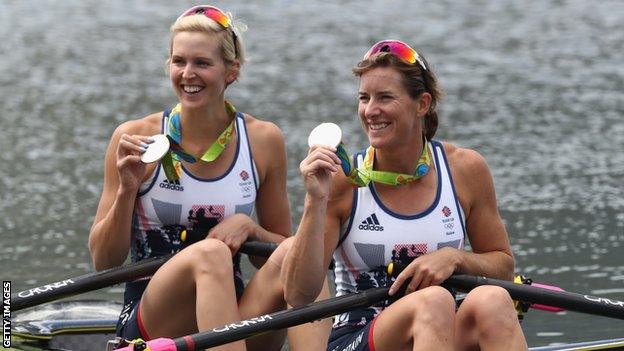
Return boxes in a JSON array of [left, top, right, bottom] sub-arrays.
[[186, 287, 389, 350], [115, 287, 391, 351], [114, 273, 624, 351], [12, 255, 171, 311], [12, 241, 277, 311], [445, 275, 624, 320]]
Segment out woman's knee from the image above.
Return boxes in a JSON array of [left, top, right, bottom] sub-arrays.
[[374, 287, 454, 346], [267, 237, 293, 269], [186, 238, 234, 277], [415, 286, 456, 309], [462, 285, 519, 330], [404, 286, 456, 326], [463, 285, 515, 314]]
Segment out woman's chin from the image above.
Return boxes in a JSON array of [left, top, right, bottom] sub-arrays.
[[367, 130, 389, 145], [367, 138, 387, 149], [179, 96, 206, 109]]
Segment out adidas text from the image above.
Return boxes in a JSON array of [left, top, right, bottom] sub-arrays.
[[358, 224, 384, 231], [159, 180, 184, 192], [359, 213, 383, 231]]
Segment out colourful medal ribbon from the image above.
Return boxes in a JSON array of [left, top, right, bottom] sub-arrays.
[[336, 137, 432, 187], [161, 101, 237, 181]]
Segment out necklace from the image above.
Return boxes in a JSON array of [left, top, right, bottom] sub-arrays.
[[336, 136, 432, 187], [161, 101, 237, 181]]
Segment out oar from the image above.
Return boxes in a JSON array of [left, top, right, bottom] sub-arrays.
[[12, 241, 277, 311], [114, 286, 392, 351], [386, 263, 623, 318], [114, 273, 624, 351], [444, 274, 624, 320]]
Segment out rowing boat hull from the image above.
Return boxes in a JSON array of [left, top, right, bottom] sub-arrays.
[[12, 300, 120, 350], [530, 338, 624, 351]]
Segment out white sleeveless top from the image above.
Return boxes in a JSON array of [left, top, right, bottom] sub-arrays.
[[332, 140, 466, 329], [122, 110, 259, 303], [130, 111, 258, 262]]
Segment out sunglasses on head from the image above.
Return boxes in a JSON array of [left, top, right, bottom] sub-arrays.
[[363, 40, 427, 71], [178, 5, 238, 57], [179, 5, 231, 28]]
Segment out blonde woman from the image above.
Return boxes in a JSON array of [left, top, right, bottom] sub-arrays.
[[89, 5, 329, 351]]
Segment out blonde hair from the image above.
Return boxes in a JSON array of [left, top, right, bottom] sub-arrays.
[[168, 9, 246, 65]]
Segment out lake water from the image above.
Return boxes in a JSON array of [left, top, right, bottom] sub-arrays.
[[1, 0, 623, 348]]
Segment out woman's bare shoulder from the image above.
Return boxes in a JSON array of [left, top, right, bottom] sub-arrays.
[[242, 113, 286, 166], [440, 141, 490, 177], [440, 140, 496, 213], [242, 113, 284, 146], [112, 112, 164, 138]]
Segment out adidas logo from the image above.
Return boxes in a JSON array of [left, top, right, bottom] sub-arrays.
[[358, 213, 384, 231], [159, 179, 184, 192]]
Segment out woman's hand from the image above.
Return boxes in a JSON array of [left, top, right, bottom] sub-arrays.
[[116, 134, 153, 192], [299, 145, 341, 200], [388, 247, 460, 296], [207, 213, 257, 255]]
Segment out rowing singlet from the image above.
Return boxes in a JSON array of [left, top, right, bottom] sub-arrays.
[[332, 140, 466, 329], [122, 109, 259, 304]]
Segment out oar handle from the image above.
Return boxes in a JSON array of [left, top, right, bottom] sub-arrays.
[[238, 241, 278, 257], [180, 231, 277, 256], [12, 241, 277, 311], [529, 282, 565, 312]]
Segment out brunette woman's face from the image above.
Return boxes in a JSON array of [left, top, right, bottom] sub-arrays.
[[169, 31, 237, 109], [357, 66, 429, 149]]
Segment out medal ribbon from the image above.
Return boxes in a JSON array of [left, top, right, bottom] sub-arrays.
[[162, 101, 237, 181], [336, 137, 432, 187]]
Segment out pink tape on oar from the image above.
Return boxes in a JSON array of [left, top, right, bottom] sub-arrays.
[[531, 282, 565, 312], [114, 338, 176, 351]]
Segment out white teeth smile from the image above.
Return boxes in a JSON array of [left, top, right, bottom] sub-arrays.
[[369, 123, 389, 130], [183, 85, 203, 93]]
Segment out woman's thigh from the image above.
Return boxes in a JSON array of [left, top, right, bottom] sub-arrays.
[[139, 239, 239, 338], [239, 240, 290, 351], [372, 286, 456, 351], [454, 285, 525, 351]]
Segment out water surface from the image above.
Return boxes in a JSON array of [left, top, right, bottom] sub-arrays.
[[1, 0, 623, 347]]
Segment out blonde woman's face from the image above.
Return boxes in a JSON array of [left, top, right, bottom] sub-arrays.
[[169, 31, 236, 108]]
